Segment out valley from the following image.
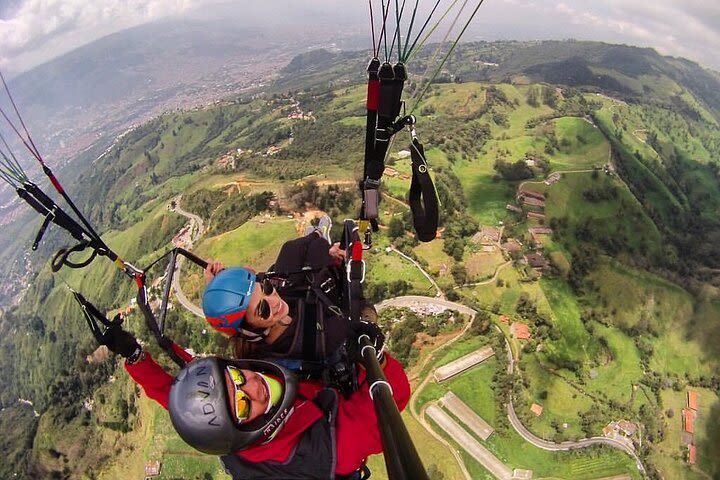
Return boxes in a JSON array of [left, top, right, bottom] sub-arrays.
[[0, 40, 719, 479]]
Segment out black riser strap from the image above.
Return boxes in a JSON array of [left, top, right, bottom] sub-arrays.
[[409, 139, 438, 242], [23, 183, 88, 242]]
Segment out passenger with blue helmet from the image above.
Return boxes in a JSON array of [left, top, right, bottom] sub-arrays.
[[201, 217, 381, 392]]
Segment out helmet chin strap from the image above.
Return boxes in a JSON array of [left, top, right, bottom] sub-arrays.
[[237, 326, 271, 342]]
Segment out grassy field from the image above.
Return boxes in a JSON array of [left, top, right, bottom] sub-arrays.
[[519, 355, 595, 439], [541, 278, 601, 365], [551, 117, 610, 170], [465, 249, 506, 281], [365, 247, 436, 294], [655, 388, 720, 480], [448, 358, 501, 425], [417, 82, 489, 118], [195, 216, 298, 270], [413, 238, 454, 278], [135, 395, 228, 479], [452, 155, 515, 225], [582, 324, 643, 403], [584, 261, 719, 379], [544, 171, 663, 255], [461, 266, 524, 311]]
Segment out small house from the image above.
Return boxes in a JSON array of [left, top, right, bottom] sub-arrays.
[[683, 409, 695, 434], [145, 460, 161, 477], [511, 322, 530, 340]]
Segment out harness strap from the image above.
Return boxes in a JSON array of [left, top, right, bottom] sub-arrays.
[[51, 241, 97, 271], [408, 137, 439, 242], [71, 289, 122, 344], [301, 298, 318, 361], [361, 61, 407, 228]]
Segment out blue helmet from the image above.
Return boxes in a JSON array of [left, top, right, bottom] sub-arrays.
[[202, 267, 256, 335]]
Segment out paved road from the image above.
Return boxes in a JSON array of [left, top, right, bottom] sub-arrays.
[[169, 195, 205, 318], [506, 401, 646, 473], [172, 194, 205, 239]]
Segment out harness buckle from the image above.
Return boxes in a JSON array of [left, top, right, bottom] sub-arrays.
[[347, 260, 366, 284], [363, 178, 380, 190], [319, 277, 335, 294]]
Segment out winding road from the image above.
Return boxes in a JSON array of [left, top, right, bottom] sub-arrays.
[[380, 294, 646, 477], [169, 195, 205, 318]]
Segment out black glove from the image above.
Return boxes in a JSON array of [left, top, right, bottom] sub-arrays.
[[350, 320, 385, 361], [102, 324, 142, 363]]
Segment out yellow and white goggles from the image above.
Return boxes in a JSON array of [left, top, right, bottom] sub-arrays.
[[226, 365, 252, 423]]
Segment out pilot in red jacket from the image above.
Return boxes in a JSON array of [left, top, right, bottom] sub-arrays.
[[123, 339, 409, 479]]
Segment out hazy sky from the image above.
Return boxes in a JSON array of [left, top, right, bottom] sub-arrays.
[[1, 0, 719, 75]]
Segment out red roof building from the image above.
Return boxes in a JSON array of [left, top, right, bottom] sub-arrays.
[[517, 188, 545, 201], [688, 444, 697, 465], [525, 253, 549, 269], [519, 196, 546, 208], [527, 212, 546, 220], [503, 239, 522, 253], [617, 419, 637, 436], [688, 390, 699, 411], [683, 408, 695, 434], [511, 322, 531, 340], [145, 460, 161, 477]]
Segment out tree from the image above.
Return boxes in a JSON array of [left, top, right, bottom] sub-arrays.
[[526, 87, 539, 107], [427, 464, 445, 480], [451, 264, 468, 285], [388, 217, 405, 240], [494, 159, 533, 181]]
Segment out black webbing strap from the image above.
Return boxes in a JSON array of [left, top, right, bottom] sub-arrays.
[[17, 181, 119, 271], [71, 289, 122, 344], [20, 183, 90, 243], [361, 62, 407, 227], [134, 273, 187, 367], [361, 58, 383, 225], [363, 57, 381, 180], [409, 138, 439, 242], [301, 299, 318, 361]]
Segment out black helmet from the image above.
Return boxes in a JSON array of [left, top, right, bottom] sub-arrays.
[[168, 357, 298, 455]]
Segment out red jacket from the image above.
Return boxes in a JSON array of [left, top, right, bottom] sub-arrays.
[[125, 345, 410, 476]]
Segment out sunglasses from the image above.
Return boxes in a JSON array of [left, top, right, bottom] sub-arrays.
[[226, 365, 252, 423], [255, 278, 275, 321]]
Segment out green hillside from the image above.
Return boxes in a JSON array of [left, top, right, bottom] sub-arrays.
[[1, 39, 720, 479]]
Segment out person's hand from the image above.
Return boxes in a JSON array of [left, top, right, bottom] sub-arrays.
[[350, 320, 385, 361], [328, 242, 346, 263], [204, 259, 225, 283], [102, 324, 143, 362]]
